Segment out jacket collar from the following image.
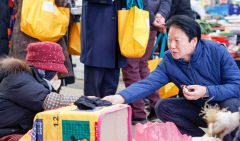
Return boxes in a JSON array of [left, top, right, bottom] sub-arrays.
[[31, 66, 58, 93], [31, 66, 51, 91]]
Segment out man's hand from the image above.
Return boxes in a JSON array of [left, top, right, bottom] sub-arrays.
[[102, 95, 125, 104], [159, 26, 167, 34], [212, 111, 240, 139], [152, 20, 162, 29], [155, 13, 165, 25], [152, 13, 165, 29], [182, 85, 207, 100]]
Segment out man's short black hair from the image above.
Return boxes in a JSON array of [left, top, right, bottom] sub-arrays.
[[166, 15, 201, 42]]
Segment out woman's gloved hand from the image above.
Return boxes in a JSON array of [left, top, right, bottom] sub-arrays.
[[212, 111, 240, 139]]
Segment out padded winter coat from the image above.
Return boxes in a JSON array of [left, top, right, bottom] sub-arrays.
[[80, 0, 126, 69], [0, 65, 50, 138], [119, 39, 240, 103]]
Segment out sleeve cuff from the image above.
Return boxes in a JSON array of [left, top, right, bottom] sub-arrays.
[[118, 93, 128, 104], [205, 87, 209, 97]]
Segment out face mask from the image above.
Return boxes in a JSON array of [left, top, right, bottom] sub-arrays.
[[50, 79, 61, 91]]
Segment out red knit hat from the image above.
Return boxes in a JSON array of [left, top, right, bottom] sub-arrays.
[[26, 42, 68, 73]]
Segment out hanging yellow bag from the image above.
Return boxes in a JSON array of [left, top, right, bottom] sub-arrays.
[[118, 6, 150, 58], [68, 22, 81, 55], [21, 0, 70, 42], [148, 33, 179, 98]]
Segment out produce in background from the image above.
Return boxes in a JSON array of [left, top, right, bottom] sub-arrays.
[[217, 32, 233, 37], [228, 44, 240, 58], [196, 19, 221, 34]]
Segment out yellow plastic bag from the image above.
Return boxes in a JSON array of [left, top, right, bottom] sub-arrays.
[[148, 33, 179, 98], [21, 0, 70, 42], [148, 58, 179, 98], [148, 58, 162, 72], [68, 22, 81, 55], [118, 6, 150, 58]]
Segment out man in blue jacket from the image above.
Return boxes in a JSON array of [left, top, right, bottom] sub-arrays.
[[103, 15, 240, 141]]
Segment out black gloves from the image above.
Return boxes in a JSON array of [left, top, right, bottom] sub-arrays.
[[74, 96, 112, 110]]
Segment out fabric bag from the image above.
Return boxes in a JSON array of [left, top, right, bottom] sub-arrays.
[[21, 0, 70, 42], [135, 122, 192, 141], [68, 21, 81, 55], [118, 0, 149, 58], [148, 33, 179, 98]]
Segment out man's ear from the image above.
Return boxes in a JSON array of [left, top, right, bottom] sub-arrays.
[[191, 37, 198, 46]]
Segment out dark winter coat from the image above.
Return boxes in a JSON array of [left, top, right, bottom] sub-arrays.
[[80, 0, 127, 69], [169, 0, 194, 19], [0, 0, 10, 56], [0, 58, 51, 138], [9, 0, 73, 78]]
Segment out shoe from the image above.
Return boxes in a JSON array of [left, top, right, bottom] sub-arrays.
[[132, 118, 147, 125], [144, 98, 151, 112], [143, 98, 150, 106], [147, 109, 157, 121]]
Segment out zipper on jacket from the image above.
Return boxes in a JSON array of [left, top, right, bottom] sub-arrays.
[[188, 62, 197, 84]]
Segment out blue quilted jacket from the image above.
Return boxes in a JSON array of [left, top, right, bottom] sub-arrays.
[[119, 39, 240, 103]]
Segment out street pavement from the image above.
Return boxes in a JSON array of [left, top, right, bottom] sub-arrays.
[[60, 74, 126, 95]]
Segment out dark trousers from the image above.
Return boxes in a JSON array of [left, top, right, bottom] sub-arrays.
[[84, 65, 120, 98], [155, 97, 240, 141], [122, 31, 160, 118]]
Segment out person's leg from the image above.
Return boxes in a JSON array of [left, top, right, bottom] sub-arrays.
[[122, 58, 146, 119], [139, 59, 160, 120], [233, 127, 240, 141], [84, 65, 104, 97], [139, 60, 160, 108], [139, 31, 159, 119], [101, 68, 120, 98], [141, 30, 157, 61], [155, 98, 207, 137], [218, 98, 240, 112], [218, 98, 240, 141]]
